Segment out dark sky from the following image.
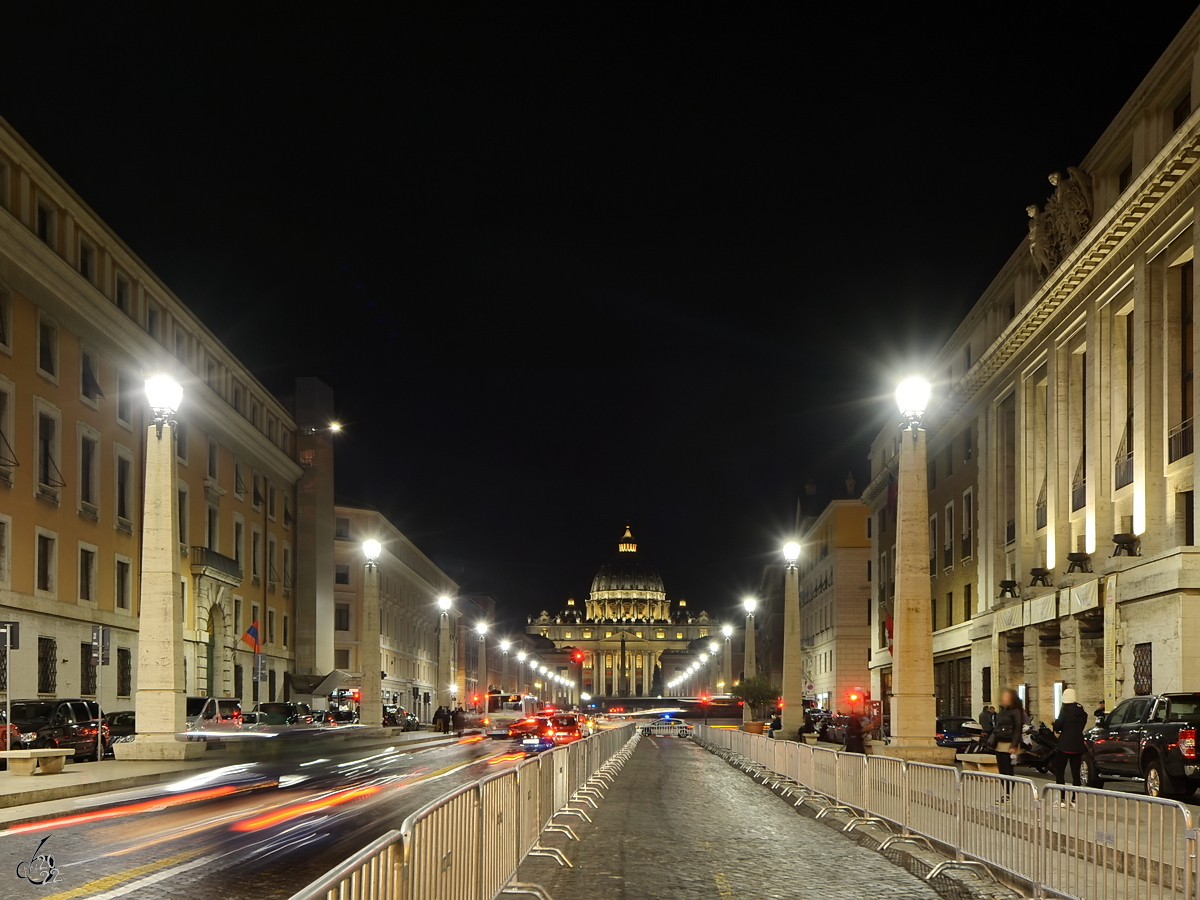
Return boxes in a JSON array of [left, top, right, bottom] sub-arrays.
[[4, 4, 1197, 632]]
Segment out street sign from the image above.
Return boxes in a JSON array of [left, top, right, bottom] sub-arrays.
[[90, 626, 111, 665], [0, 621, 19, 651], [254, 654, 267, 682]]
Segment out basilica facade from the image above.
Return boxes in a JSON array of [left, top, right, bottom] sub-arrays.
[[527, 527, 727, 699]]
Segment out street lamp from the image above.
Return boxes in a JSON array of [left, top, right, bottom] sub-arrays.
[[743, 596, 758, 725], [782, 539, 803, 739], [499, 640, 511, 693], [437, 597, 454, 711], [118, 374, 201, 760], [722, 624, 733, 691], [474, 622, 488, 710], [890, 375, 939, 760], [516, 650, 527, 695], [358, 540, 384, 729]]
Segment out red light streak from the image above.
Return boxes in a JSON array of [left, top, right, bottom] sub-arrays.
[[457, 734, 485, 744], [1, 786, 240, 836], [488, 752, 524, 764], [231, 785, 382, 832]]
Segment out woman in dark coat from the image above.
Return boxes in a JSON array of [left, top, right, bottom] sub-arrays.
[[1052, 688, 1088, 791], [844, 715, 866, 754], [991, 689, 1028, 778]]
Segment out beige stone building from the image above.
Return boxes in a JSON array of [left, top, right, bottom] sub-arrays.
[[798, 499, 872, 713], [864, 10, 1200, 722], [0, 116, 302, 710], [331, 504, 459, 720]]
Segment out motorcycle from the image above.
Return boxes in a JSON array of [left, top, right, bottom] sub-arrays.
[[1015, 721, 1057, 772]]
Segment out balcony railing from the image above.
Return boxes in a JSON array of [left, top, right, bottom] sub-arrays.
[[1169, 418, 1194, 463], [190, 546, 244, 584]]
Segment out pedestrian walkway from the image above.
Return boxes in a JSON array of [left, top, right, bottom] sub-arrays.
[[516, 736, 946, 900]]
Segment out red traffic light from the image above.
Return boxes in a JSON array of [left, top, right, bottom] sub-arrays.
[[848, 693, 860, 702], [572, 651, 584, 663], [472, 694, 479, 704], [700, 695, 709, 704], [350, 690, 360, 702]]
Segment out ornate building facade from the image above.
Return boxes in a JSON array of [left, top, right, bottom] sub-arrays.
[[527, 527, 728, 699], [863, 9, 1200, 722]]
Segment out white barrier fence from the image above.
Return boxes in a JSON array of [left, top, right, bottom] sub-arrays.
[[291, 723, 637, 900], [696, 724, 1199, 900]]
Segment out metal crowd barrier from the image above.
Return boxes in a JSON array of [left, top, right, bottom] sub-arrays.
[[291, 722, 637, 900], [693, 724, 1199, 900]]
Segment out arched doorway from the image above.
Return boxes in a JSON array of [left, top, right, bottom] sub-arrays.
[[207, 604, 226, 696]]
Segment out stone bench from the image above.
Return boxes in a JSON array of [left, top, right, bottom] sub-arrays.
[[957, 752, 1000, 774], [0, 748, 75, 775]]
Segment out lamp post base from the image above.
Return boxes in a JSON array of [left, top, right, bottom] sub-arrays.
[[113, 734, 207, 760]]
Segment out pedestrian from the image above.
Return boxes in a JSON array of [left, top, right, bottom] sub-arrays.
[[452, 705, 464, 736], [979, 704, 995, 735], [768, 713, 782, 739], [433, 706, 445, 733], [844, 715, 866, 754], [989, 689, 1029, 798], [1094, 701, 1106, 722], [1052, 689, 1088, 803]]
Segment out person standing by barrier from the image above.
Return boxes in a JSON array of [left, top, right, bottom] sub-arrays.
[[1052, 688, 1087, 803], [990, 689, 1028, 797], [844, 715, 866, 754], [979, 705, 995, 737], [452, 706, 464, 736]]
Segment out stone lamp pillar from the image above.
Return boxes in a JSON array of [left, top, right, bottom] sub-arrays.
[[117, 374, 203, 760], [438, 596, 454, 709], [359, 540, 384, 728], [742, 597, 757, 724], [781, 542, 804, 739]]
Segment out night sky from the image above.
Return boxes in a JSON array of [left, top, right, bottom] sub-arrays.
[[4, 5, 1196, 632]]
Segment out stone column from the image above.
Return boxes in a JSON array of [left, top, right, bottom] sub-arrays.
[[723, 638, 732, 692], [360, 561, 383, 728], [889, 424, 951, 762], [117, 421, 202, 760], [437, 610, 454, 709], [781, 563, 803, 738]]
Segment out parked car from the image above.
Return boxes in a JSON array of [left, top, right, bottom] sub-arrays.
[[0, 709, 23, 767], [9, 699, 110, 761], [936, 716, 983, 749], [1082, 693, 1200, 798], [104, 711, 137, 746], [508, 716, 547, 739], [251, 702, 315, 727], [322, 708, 358, 726], [548, 714, 582, 744], [185, 697, 242, 733]]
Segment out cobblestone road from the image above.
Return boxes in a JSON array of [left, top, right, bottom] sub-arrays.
[[518, 736, 944, 900]]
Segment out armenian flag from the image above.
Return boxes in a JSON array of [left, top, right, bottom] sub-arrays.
[[242, 620, 261, 653]]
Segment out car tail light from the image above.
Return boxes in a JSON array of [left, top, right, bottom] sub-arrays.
[[1181, 728, 1196, 759], [936, 732, 944, 740], [482, 717, 490, 725]]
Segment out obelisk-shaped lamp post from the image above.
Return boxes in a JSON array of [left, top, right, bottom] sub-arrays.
[[359, 539, 384, 729], [742, 596, 757, 724], [781, 540, 804, 739]]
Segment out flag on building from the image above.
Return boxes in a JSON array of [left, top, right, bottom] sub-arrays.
[[242, 620, 260, 653]]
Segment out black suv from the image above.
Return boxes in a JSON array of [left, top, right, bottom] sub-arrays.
[[251, 702, 315, 727], [1082, 693, 1200, 798], [10, 699, 110, 761]]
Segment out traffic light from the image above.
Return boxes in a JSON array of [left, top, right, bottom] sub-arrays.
[[848, 692, 860, 703], [572, 650, 584, 663], [351, 690, 360, 702], [700, 694, 709, 704], [472, 694, 480, 705]]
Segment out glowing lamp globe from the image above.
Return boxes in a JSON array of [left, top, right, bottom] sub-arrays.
[[475, 622, 488, 636], [709, 642, 718, 654], [722, 625, 733, 638], [517, 651, 526, 662], [743, 597, 757, 614], [783, 541, 801, 563], [362, 539, 382, 561], [500, 640, 511, 652], [145, 373, 183, 416], [895, 376, 932, 418], [438, 596, 452, 611]]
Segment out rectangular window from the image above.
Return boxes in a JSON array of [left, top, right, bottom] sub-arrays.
[[267, 534, 277, 588], [1174, 92, 1192, 130], [252, 474, 263, 509], [981, 666, 992, 703], [283, 495, 292, 529], [117, 647, 132, 696], [81, 350, 103, 403], [962, 490, 973, 559], [206, 505, 218, 550], [335, 517, 350, 539], [36, 532, 56, 593], [268, 486, 276, 520], [79, 240, 95, 282], [80, 432, 98, 508], [335, 563, 350, 585], [81, 642, 97, 694], [178, 488, 189, 545], [115, 558, 131, 609], [282, 545, 292, 594], [282, 614, 289, 648], [335, 604, 350, 631], [79, 546, 96, 602], [38, 636, 57, 693], [1134, 642, 1153, 695], [117, 373, 132, 425], [267, 609, 276, 645], [251, 529, 262, 580], [964, 583, 972, 621], [115, 273, 131, 314], [234, 598, 242, 635], [38, 316, 58, 378], [944, 504, 954, 568], [207, 439, 218, 480], [36, 200, 56, 248], [334, 648, 350, 669], [234, 520, 244, 568], [146, 304, 158, 340], [928, 515, 937, 577], [175, 419, 188, 463], [37, 411, 63, 496], [116, 454, 132, 523], [234, 461, 246, 498]]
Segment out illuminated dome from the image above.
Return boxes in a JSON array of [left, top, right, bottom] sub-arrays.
[[587, 526, 669, 622]]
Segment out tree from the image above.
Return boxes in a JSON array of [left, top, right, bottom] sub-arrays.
[[729, 675, 780, 720]]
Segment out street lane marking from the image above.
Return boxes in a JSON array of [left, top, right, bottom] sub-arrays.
[[37, 847, 207, 900], [715, 872, 736, 898]]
